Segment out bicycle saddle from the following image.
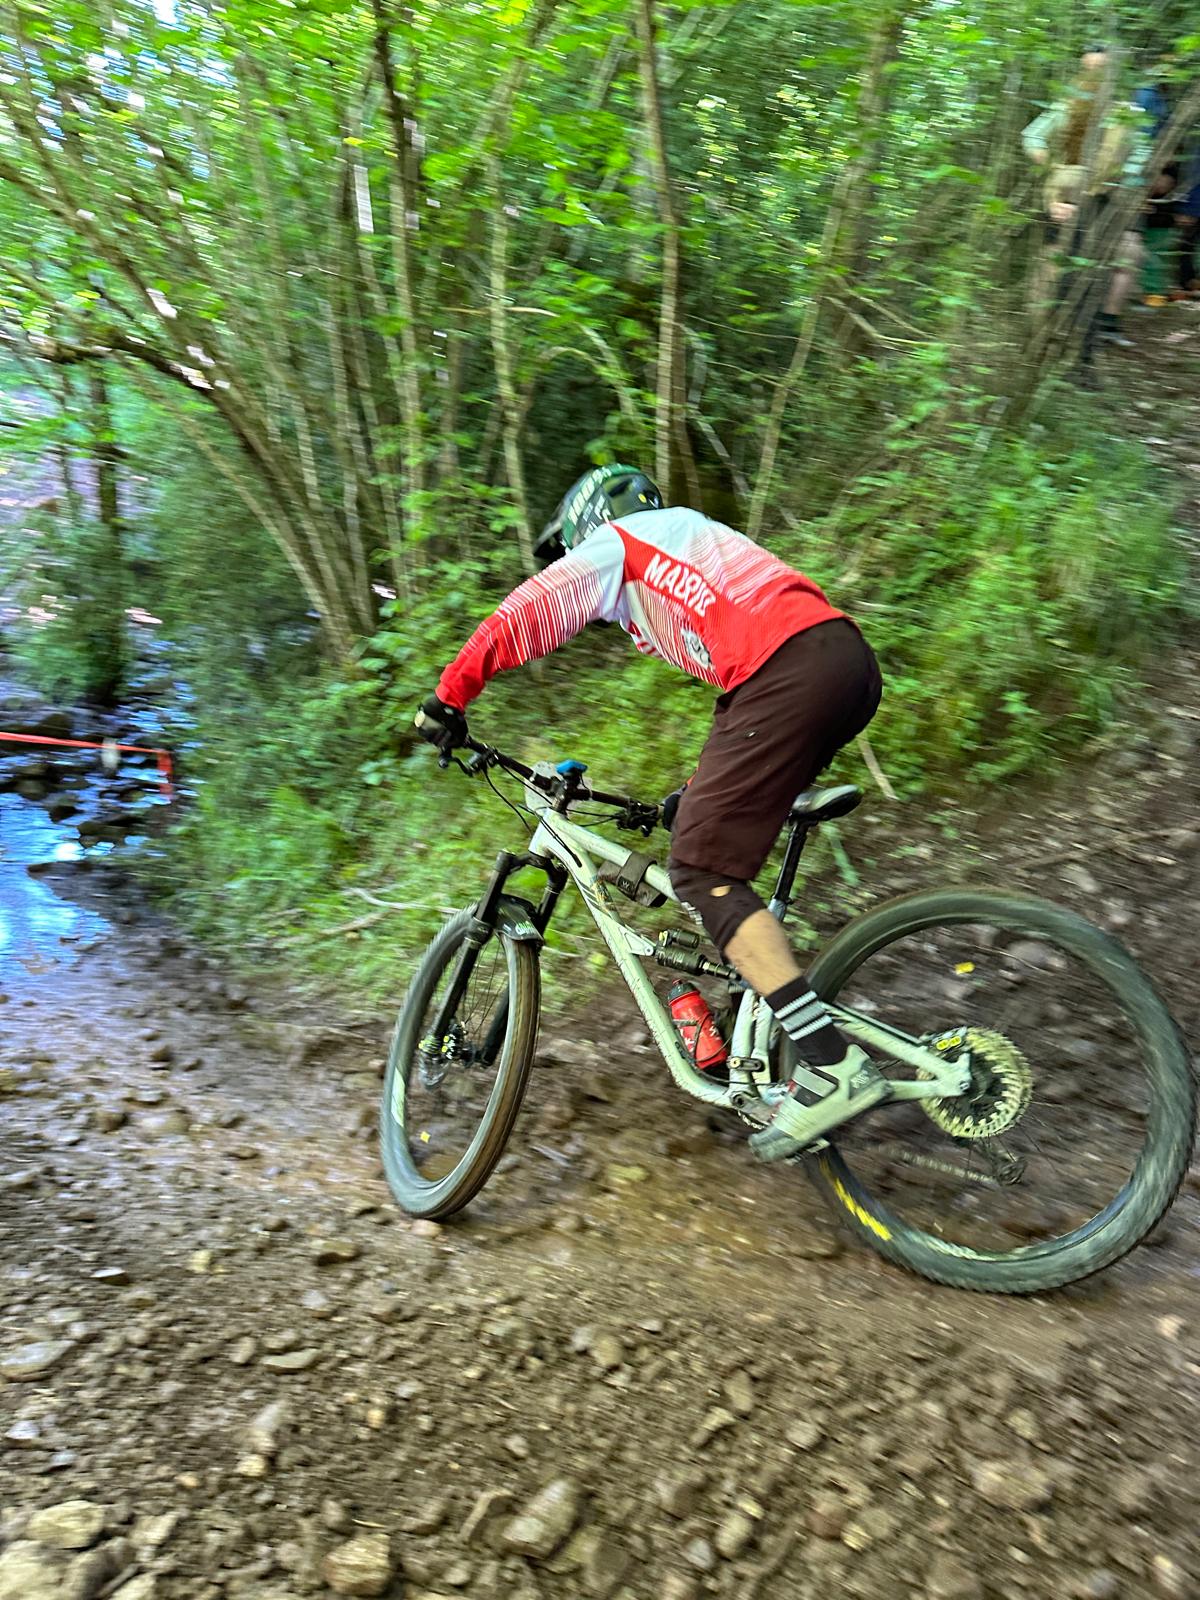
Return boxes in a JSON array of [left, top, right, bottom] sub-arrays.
[[789, 784, 863, 825]]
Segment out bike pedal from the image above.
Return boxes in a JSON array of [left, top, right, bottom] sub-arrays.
[[784, 1137, 830, 1164]]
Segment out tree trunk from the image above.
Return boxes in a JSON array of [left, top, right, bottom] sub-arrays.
[[633, 0, 700, 507], [372, 3, 427, 521], [747, 5, 905, 538], [834, 4, 906, 293], [487, 154, 538, 578], [54, 370, 84, 528], [84, 367, 126, 706]]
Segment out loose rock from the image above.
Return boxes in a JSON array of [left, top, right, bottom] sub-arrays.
[[715, 1510, 756, 1560], [312, 1238, 360, 1266], [661, 1575, 701, 1600], [807, 1493, 847, 1541], [926, 1552, 984, 1600], [402, 1497, 449, 1536], [244, 1398, 290, 1457], [970, 1459, 1053, 1512], [260, 1347, 319, 1373], [785, 1418, 824, 1451], [322, 1530, 394, 1597], [1, 1340, 74, 1381], [91, 1266, 131, 1287], [26, 1499, 106, 1550], [111, 1579, 157, 1600], [682, 1537, 716, 1573], [0, 1541, 62, 1600], [656, 1472, 706, 1519], [590, 1332, 624, 1373], [723, 1369, 755, 1416], [578, 1528, 630, 1597], [501, 1478, 584, 1559], [461, 1489, 514, 1546]]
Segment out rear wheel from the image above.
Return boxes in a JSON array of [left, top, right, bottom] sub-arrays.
[[803, 888, 1194, 1293], [380, 910, 540, 1218]]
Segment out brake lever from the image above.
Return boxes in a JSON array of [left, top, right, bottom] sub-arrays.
[[437, 749, 474, 775], [619, 803, 659, 836]]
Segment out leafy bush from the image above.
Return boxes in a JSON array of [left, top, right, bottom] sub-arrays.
[[145, 400, 1187, 1001]]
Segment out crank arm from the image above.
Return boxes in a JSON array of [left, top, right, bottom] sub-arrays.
[[828, 1006, 972, 1099]]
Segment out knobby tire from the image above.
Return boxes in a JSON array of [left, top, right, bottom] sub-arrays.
[[380, 910, 540, 1219], [804, 888, 1195, 1293]]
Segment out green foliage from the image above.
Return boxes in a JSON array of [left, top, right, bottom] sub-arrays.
[[8, 514, 127, 701], [141, 384, 1186, 1000], [811, 413, 1185, 785], [0, 0, 1195, 1002]]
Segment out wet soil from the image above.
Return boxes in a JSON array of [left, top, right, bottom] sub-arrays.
[[1, 315, 1199, 1600]]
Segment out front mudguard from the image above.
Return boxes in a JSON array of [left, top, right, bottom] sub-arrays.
[[494, 895, 543, 944]]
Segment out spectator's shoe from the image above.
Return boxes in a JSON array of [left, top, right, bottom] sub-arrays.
[[1143, 294, 1170, 308], [1098, 326, 1134, 347], [748, 1047, 890, 1163]]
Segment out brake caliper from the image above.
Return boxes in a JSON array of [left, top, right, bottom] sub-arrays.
[[417, 1025, 463, 1089]]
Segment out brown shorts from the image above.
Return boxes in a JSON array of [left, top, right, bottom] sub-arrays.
[[668, 620, 882, 882]]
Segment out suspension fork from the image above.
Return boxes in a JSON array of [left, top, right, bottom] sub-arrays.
[[427, 851, 518, 1046], [432, 854, 567, 1066], [476, 856, 567, 1065]]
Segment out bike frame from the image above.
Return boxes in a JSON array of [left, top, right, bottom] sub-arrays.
[[519, 797, 972, 1113]]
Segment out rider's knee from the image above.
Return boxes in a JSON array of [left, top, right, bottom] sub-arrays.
[[668, 862, 763, 954]]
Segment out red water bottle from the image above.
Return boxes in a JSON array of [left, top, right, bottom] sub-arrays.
[[667, 981, 729, 1072]]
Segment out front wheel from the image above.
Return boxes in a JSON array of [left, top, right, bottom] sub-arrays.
[[380, 910, 540, 1218], [804, 888, 1195, 1293]]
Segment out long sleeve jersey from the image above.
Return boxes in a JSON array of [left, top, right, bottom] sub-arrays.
[[436, 506, 843, 711]]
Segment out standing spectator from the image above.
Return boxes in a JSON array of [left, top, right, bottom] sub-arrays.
[[1133, 72, 1171, 138], [1175, 157, 1200, 294], [1142, 164, 1180, 306], [1022, 60, 1151, 351]]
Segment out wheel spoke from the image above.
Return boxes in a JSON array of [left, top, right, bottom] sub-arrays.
[[810, 893, 1193, 1287]]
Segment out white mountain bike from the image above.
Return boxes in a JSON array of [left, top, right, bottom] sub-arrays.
[[381, 738, 1194, 1293]]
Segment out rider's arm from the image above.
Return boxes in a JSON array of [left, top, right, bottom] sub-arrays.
[[436, 525, 625, 710], [1021, 105, 1062, 166]]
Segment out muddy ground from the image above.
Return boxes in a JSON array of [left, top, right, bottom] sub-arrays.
[[1, 317, 1200, 1600]]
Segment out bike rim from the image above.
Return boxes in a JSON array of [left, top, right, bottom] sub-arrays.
[[810, 903, 1172, 1262], [389, 930, 517, 1190]]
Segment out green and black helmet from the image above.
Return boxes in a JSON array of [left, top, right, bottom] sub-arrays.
[[536, 464, 663, 564]]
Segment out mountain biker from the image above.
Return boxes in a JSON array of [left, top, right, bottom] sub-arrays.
[[415, 465, 887, 1161]]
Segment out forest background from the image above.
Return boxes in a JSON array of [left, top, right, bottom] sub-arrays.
[[0, 0, 1197, 997]]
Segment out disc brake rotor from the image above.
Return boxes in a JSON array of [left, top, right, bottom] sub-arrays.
[[919, 1026, 1033, 1140]]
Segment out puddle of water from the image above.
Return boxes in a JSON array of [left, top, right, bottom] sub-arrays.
[[0, 793, 109, 970]]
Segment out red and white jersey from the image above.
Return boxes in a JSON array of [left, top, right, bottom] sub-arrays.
[[436, 507, 843, 711]]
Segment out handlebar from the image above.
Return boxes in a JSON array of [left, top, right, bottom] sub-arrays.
[[438, 735, 662, 835]]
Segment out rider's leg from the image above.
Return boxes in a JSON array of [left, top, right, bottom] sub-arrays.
[[666, 869, 847, 1067], [666, 620, 887, 1157], [668, 859, 889, 1157]]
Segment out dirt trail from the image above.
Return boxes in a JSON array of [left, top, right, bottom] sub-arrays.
[[1, 313, 1199, 1600]]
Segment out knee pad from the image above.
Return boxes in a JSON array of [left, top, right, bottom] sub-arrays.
[[668, 863, 764, 955]]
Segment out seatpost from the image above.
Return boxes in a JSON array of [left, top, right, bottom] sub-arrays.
[[768, 824, 811, 920]]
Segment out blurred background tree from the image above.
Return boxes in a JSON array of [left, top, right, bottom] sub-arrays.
[[0, 0, 1195, 982]]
